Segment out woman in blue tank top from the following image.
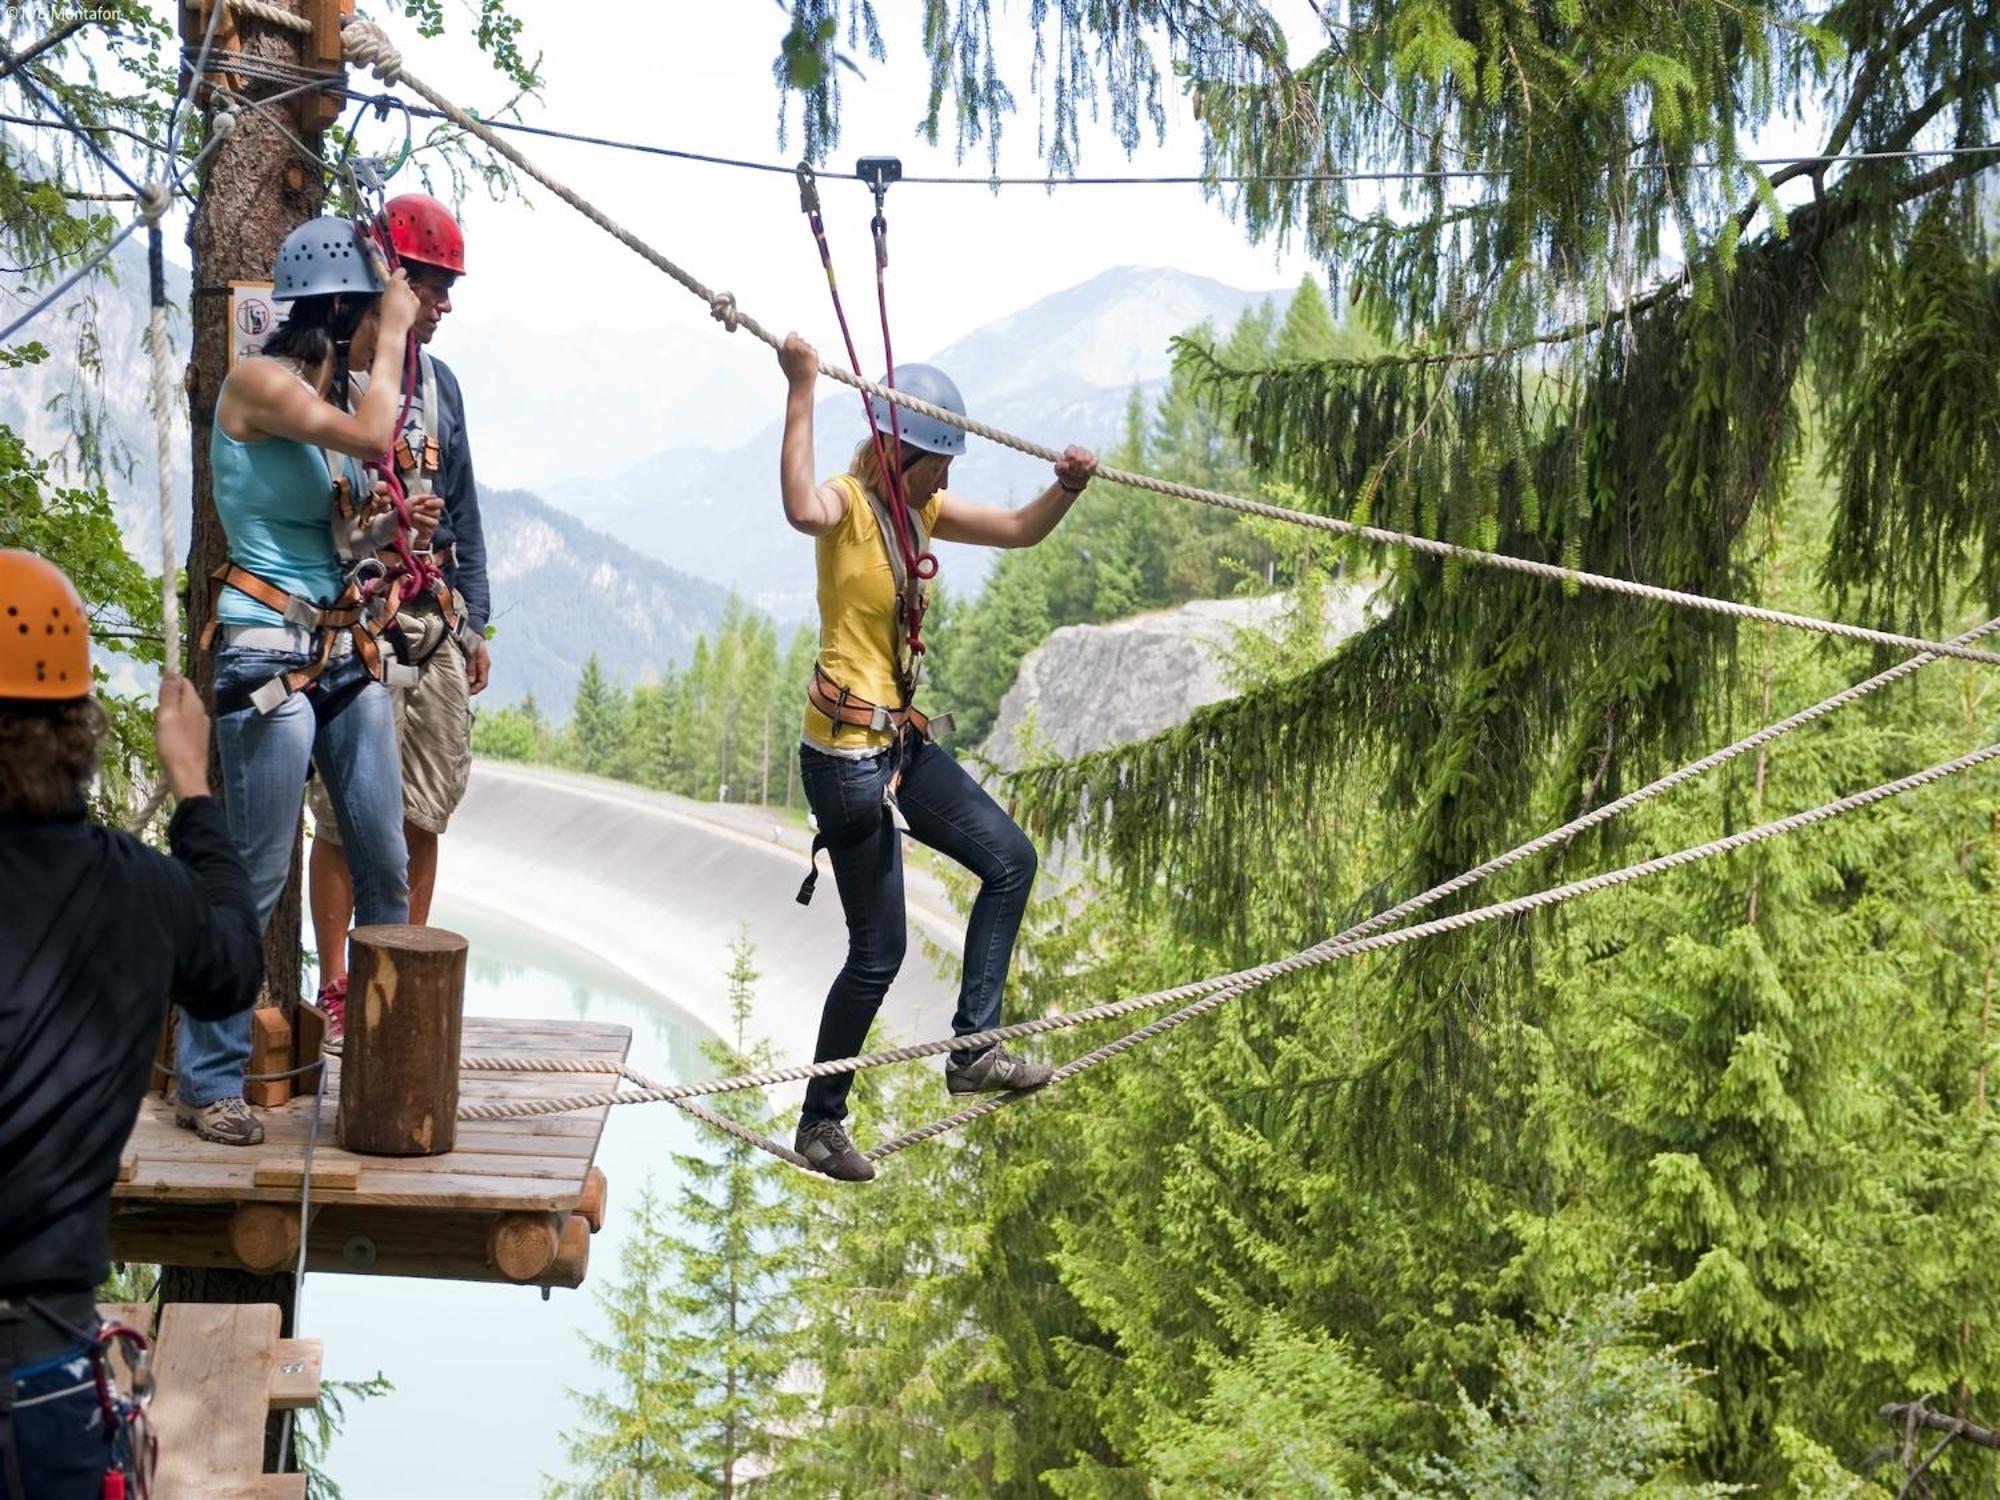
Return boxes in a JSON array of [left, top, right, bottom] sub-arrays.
[[176, 218, 430, 1147]]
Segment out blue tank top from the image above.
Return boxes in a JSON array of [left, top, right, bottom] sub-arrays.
[[209, 412, 352, 630]]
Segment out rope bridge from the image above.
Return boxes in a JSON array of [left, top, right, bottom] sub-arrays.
[[311, 18, 2000, 1168]]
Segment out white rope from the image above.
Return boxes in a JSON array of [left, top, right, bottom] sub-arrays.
[[225, 0, 313, 35], [127, 192, 178, 836], [335, 19, 2000, 670], [452, 739, 2000, 1155]]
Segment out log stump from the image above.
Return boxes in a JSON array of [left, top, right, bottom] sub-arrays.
[[336, 924, 468, 1157]]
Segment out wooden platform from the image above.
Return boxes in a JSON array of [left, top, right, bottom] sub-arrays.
[[111, 1017, 627, 1288], [97, 1300, 322, 1500]]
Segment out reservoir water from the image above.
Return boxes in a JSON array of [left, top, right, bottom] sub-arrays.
[[316, 897, 712, 1498]]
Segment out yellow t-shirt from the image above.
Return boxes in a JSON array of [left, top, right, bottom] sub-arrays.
[[801, 473, 944, 751]]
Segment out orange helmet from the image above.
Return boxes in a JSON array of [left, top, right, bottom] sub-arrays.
[[0, 550, 92, 700]]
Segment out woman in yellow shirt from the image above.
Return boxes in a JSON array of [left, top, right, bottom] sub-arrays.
[[778, 332, 1097, 1181]]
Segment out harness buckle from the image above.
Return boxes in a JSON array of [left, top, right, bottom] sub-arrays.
[[884, 787, 911, 835], [249, 677, 292, 715], [867, 704, 894, 734], [281, 594, 321, 631], [926, 711, 955, 741]]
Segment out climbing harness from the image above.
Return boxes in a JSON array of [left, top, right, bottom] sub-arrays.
[[797, 159, 937, 681], [0, 1295, 156, 1500]]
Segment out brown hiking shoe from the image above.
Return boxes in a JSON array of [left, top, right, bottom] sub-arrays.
[[945, 1045, 1052, 1096], [175, 1096, 265, 1146]]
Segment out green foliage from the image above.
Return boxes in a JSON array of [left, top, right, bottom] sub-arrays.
[[0, 410, 162, 821], [551, 938, 805, 1498], [1390, 1286, 1737, 1499]]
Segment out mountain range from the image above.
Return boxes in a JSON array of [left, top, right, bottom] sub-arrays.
[[8, 232, 1286, 710], [533, 266, 1286, 618]]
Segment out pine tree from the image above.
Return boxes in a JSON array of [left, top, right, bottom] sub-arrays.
[[545, 1182, 703, 1499], [663, 935, 807, 1494], [1272, 274, 1341, 363], [569, 654, 629, 777]]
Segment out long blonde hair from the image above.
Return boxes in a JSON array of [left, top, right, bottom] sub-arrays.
[[848, 436, 948, 509]]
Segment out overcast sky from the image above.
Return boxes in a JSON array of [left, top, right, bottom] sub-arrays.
[[333, 2, 1327, 359]]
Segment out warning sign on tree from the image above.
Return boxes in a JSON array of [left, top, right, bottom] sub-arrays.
[[228, 281, 278, 369]]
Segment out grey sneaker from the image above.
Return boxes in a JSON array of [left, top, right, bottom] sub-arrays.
[[794, 1119, 875, 1182], [175, 1096, 265, 1146], [946, 1046, 1052, 1096]]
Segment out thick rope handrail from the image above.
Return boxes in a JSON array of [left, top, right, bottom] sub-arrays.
[[224, 0, 314, 35], [451, 739, 2000, 1138], [336, 19, 2000, 671]]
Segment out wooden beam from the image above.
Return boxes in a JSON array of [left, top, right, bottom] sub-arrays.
[[486, 1210, 560, 1282], [228, 1202, 307, 1274], [575, 1164, 608, 1232], [268, 1338, 322, 1410], [253, 1155, 360, 1192], [243, 1007, 293, 1109], [551, 1213, 590, 1286]]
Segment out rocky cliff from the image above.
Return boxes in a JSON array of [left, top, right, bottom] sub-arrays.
[[983, 588, 1375, 771]]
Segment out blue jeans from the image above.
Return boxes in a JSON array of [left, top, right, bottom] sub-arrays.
[[178, 646, 409, 1106], [2, 1343, 114, 1500], [798, 733, 1038, 1125]]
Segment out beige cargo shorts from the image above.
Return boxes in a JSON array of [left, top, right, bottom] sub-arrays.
[[311, 625, 473, 841]]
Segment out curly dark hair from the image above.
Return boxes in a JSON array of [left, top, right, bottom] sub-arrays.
[[0, 697, 108, 817]]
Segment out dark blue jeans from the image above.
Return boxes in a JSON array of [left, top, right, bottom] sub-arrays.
[[799, 733, 1038, 1125], [2, 1342, 115, 1500]]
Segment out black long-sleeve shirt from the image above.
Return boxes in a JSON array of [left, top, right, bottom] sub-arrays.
[[427, 355, 490, 638], [0, 796, 263, 1295]]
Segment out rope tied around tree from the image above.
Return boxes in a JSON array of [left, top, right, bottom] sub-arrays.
[[338, 16, 2000, 670]]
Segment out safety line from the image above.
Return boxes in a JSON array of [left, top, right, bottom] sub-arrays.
[[311, 76, 2000, 189]]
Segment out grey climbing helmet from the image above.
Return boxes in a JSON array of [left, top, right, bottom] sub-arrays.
[[868, 363, 967, 457], [273, 217, 382, 303]]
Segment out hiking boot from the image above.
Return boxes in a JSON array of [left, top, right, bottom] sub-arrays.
[[316, 976, 347, 1043], [794, 1119, 876, 1182], [946, 1045, 1052, 1096], [175, 1096, 265, 1147]]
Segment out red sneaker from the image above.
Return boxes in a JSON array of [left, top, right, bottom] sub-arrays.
[[316, 976, 348, 1042]]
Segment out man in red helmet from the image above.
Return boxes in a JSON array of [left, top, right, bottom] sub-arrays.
[[308, 193, 492, 1013]]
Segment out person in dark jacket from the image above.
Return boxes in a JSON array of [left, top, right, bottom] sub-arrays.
[[0, 550, 264, 1500], [308, 193, 490, 1013]]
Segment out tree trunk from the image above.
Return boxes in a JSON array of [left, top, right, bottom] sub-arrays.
[[185, 5, 326, 1017], [337, 924, 469, 1155], [169, 11, 324, 1472]]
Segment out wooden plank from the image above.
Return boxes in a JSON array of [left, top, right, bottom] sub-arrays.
[[268, 1338, 322, 1410], [151, 1303, 280, 1497], [243, 1007, 293, 1109], [254, 1156, 361, 1192], [293, 1001, 328, 1095]]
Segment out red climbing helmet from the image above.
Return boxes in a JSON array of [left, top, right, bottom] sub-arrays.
[[382, 193, 465, 275]]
